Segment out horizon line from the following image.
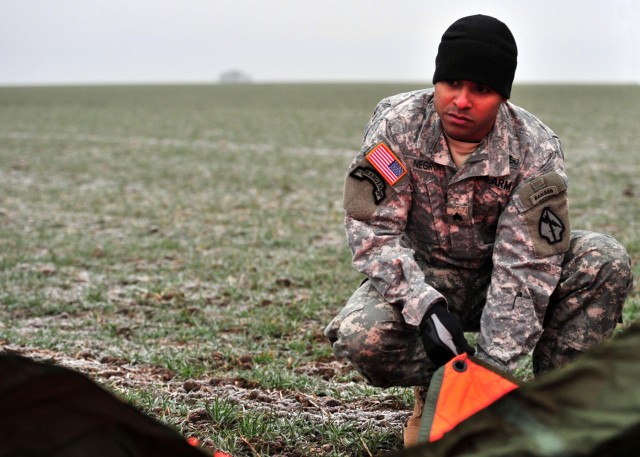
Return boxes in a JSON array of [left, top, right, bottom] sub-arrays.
[[1, 79, 639, 88]]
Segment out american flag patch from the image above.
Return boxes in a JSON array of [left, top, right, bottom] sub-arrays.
[[365, 142, 407, 185]]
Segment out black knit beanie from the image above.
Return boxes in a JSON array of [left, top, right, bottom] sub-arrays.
[[433, 15, 518, 98]]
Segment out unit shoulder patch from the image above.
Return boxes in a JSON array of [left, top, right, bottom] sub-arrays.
[[516, 171, 570, 258], [539, 207, 565, 244]]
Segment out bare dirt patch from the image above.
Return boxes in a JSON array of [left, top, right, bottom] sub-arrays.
[[2, 344, 409, 455]]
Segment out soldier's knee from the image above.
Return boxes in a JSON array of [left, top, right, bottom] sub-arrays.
[[333, 325, 423, 388], [335, 325, 391, 362], [571, 231, 632, 283], [332, 333, 392, 387], [592, 235, 632, 286]]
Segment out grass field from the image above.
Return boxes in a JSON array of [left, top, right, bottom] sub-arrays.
[[1, 83, 638, 456]]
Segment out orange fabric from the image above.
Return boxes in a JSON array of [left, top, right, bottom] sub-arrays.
[[429, 354, 519, 442]]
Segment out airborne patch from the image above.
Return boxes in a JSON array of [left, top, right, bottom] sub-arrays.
[[365, 142, 407, 186]]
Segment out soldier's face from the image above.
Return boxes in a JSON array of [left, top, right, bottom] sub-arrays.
[[434, 80, 505, 143]]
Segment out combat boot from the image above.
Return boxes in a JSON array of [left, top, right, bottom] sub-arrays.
[[403, 386, 426, 447]]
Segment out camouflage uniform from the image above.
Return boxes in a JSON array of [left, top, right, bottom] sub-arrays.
[[325, 89, 633, 387]]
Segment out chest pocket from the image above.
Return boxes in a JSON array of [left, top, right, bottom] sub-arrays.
[[447, 180, 508, 260], [407, 171, 448, 246]]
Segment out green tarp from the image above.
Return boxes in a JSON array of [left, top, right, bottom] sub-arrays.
[[0, 354, 208, 457]]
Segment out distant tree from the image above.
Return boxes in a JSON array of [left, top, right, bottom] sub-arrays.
[[219, 70, 251, 84]]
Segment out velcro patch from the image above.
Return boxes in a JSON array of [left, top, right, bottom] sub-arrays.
[[344, 155, 397, 221], [516, 171, 567, 211], [365, 142, 407, 186], [447, 201, 472, 226], [516, 171, 570, 258]]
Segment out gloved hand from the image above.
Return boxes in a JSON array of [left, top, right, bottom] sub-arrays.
[[420, 301, 475, 367]]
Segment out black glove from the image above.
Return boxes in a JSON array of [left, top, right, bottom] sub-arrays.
[[420, 301, 475, 367]]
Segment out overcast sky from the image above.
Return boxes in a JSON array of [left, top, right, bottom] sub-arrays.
[[1, 0, 639, 86]]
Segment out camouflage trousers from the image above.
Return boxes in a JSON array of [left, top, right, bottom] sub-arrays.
[[324, 230, 634, 388]]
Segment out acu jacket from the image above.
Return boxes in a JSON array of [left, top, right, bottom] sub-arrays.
[[343, 89, 570, 371]]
